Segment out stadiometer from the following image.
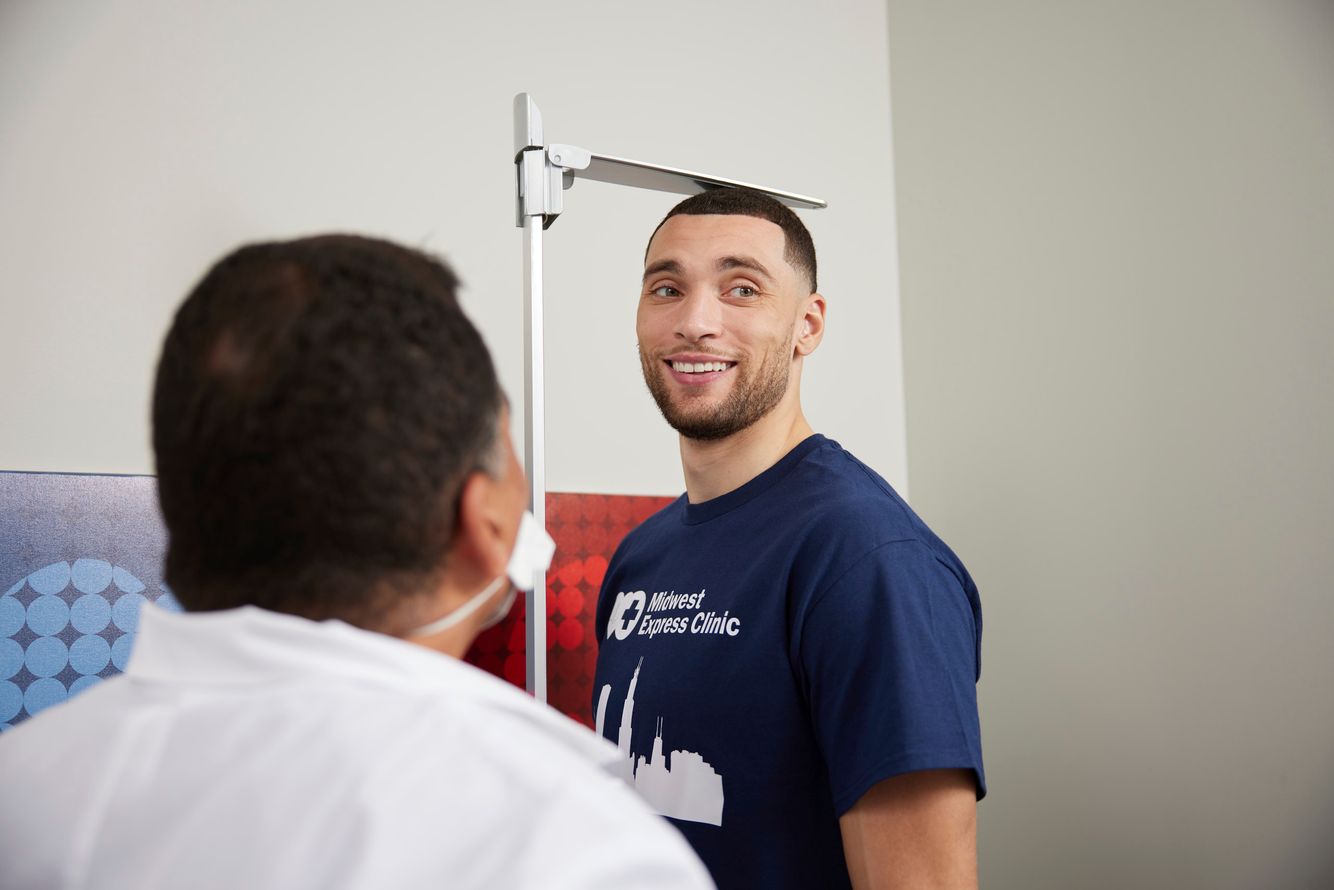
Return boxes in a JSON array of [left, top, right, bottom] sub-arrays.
[[512, 92, 825, 700]]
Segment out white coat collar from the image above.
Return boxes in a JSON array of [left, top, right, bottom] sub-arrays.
[[126, 603, 618, 769]]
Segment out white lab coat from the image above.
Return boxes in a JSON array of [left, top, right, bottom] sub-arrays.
[[0, 604, 713, 890]]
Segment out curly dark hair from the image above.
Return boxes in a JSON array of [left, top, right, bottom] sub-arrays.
[[152, 234, 502, 629]]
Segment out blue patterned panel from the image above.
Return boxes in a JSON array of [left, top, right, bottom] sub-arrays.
[[0, 472, 178, 732]]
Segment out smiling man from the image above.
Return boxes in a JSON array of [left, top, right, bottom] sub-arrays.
[[592, 189, 986, 889]]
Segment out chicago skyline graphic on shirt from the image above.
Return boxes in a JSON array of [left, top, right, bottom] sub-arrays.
[[596, 658, 725, 826]]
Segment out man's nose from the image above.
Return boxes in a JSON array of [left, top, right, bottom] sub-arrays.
[[675, 291, 723, 342]]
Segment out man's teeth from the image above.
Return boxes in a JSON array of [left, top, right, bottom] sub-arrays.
[[671, 360, 732, 373]]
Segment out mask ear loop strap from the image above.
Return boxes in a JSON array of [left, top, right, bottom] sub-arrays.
[[408, 576, 506, 638]]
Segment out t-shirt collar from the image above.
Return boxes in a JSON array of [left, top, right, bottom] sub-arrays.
[[681, 433, 826, 526]]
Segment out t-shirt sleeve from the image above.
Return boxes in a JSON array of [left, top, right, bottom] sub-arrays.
[[795, 538, 985, 815]]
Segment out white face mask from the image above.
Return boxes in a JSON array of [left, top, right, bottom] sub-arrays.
[[409, 510, 556, 638]]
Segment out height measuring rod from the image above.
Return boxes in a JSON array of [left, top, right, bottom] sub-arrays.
[[512, 92, 825, 701]]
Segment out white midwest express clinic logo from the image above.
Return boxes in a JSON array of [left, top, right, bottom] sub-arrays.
[[606, 588, 741, 641]]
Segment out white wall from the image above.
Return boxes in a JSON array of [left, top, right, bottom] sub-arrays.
[[0, 0, 908, 497], [888, 1, 1334, 887]]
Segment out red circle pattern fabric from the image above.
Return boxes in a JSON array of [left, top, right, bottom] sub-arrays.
[[464, 493, 674, 728]]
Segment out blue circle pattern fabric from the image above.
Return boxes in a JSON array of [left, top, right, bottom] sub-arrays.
[[0, 559, 182, 731]]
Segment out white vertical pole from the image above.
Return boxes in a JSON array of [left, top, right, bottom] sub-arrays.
[[522, 216, 547, 703]]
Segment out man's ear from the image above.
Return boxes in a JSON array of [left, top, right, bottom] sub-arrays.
[[453, 472, 510, 582], [795, 292, 827, 357]]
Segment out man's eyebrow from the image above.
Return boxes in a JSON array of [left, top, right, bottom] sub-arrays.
[[642, 255, 776, 283], [718, 255, 774, 281], [642, 259, 683, 282]]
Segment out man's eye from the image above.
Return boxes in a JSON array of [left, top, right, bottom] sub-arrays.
[[728, 286, 758, 298], [650, 285, 680, 298]]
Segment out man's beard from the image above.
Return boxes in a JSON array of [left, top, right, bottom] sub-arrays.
[[639, 342, 791, 441]]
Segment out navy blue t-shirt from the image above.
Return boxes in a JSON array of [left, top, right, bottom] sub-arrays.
[[593, 435, 984, 889]]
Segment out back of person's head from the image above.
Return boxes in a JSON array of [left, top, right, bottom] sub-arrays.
[[648, 188, 818, 293], [152, 234, 501, 630]]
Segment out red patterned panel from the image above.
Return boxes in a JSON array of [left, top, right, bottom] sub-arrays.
[[463, 492, 675, 728]]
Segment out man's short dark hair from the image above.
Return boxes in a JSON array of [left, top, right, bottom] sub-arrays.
[[648, 188, 818, 293], [152, 234, 502, 629]]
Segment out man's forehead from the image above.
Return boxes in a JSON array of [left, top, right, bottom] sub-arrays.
[[645, 213, 788, 268]]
